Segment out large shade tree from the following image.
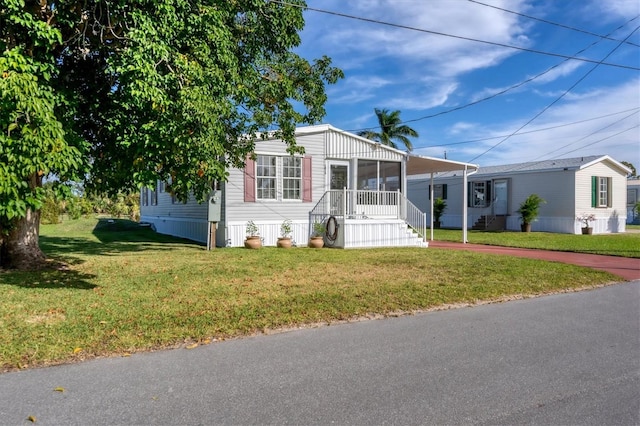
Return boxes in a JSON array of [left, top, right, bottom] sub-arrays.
[[358, 108, 419, 152], [0, 0, 343, 269]]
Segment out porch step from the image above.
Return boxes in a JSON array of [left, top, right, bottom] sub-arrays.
[[472, 215, 506, 231]]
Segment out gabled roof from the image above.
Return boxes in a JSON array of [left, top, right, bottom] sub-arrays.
[[295, 125, 479, 174]]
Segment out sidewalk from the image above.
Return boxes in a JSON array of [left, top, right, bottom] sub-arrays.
[[429, 241, 640, 281]]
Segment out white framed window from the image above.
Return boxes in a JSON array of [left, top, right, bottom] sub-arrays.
[[255, 155, 302, 201], [598, 177, 608, 207], [592, 176, 611, 208], [245, 155, 311, 203], [282, 157, 302, 200], [256, 155, 277, 200], [469, 181, 491, 207]]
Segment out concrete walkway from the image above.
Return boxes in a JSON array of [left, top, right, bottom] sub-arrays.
[[429, 241, 640, 281]]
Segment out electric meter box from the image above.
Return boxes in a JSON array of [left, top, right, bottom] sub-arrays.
[[208, 192, 221, 222]]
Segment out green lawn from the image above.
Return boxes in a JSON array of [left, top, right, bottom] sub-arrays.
[[0, 217, 631, 371], [431, 227, 640, 258]]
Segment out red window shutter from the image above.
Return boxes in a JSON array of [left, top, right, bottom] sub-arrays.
[[303, 156, 312, 202], [244, 158, 256, 202]]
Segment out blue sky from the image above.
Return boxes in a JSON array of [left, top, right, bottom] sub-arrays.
[[294, 0, 640, 168]]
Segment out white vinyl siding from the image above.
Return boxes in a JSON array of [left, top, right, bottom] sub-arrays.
[[225, 133, 325, 223]]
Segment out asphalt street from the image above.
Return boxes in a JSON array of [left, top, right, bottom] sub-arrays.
[[1, 280, 638, 425]]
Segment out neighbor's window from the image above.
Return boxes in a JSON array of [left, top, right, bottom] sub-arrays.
[[592, 176, 611, 208], [429, 184, 448, 200], [471, 182, 486, 207], [598, 177, 608, 207]]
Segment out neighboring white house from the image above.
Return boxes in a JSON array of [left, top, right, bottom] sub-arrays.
[[628, 179, 640, 224], [408, 155, 631, 234], [139, 124, 478, 247]]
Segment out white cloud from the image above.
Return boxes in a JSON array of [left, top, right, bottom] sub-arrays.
[[459, 79, 640, 165], [303, 0, 532, 77]]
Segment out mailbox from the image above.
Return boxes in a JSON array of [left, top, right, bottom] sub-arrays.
[[208, 192, 221, 222]]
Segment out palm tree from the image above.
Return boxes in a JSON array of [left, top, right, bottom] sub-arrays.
[[358, 108, 419, 152]]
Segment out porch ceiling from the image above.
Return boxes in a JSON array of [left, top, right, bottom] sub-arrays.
[[407, 155, 479, 175]]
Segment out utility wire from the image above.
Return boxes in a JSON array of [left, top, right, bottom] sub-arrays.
[[529, 110, 640, 161], [467, 24, 640, 163], [467, 0, 640, 48], [274, 0, 640, 71], [425, 107, 640, 148]]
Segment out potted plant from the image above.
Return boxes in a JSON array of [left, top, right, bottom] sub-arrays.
[[433, 197, 447, 229], [308, 220, 325, 248], [516, 194, 545, 232], [576, 213, 596, 235], [244, 220, 262, 249], [277, 219, 293, 248]]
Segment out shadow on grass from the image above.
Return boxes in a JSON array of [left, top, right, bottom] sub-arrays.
[[0, 268, 98, 290], [40, 218, 201, 262]]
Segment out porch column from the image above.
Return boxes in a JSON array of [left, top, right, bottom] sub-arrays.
[[462, 166, 468, 243]]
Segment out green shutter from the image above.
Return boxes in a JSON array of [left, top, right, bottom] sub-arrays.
[[607, 177, 612, 207], [591, 176, 597, 207], [443, 184, 448, 200], [428, 185, 431, 200]]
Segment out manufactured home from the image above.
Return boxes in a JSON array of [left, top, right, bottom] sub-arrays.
[[628, 179, 640, 224], [140, 125, 478, 247], [408, 155, 631, 234]]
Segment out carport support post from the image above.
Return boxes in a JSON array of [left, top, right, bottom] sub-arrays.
[[462, 165, 468, 243], [430, 172, 434, 241]]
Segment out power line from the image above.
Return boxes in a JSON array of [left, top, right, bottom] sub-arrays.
[[423, 107, 640, 148], [273, 0, 640, 71], [467, 24, 640, 163], [467, 0, 640, 48], [529, 110, 640, 161]]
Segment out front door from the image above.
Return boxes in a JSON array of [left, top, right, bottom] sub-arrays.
[[328, 162, 350, 190], [493, 180, 508, 215], [327, 161, 350, 215]]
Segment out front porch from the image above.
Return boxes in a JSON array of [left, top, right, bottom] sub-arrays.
[[309, 189, 428, 248]]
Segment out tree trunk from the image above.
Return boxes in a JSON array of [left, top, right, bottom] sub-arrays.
[[0, 208, 46, 270]]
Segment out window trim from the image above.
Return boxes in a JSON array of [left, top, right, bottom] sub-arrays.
[[592, 175, 612, 208], [248, 154, 307, 203]]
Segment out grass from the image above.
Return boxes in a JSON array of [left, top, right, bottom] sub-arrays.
[[432, 227, 640, 258], [0, 217, 630, 372]]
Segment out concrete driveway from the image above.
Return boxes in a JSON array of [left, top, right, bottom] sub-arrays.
[[1, 281, 638, 425]]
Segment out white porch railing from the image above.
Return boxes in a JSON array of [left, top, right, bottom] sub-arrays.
[[309, 189, 427, 239]]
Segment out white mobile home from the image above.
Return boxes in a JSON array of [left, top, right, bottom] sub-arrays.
[[140, 125, 478, 247], [408, 155, 631, 234], [628, 179, 640, 224]]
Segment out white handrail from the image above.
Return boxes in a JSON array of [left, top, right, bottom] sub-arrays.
[[309, 189, 426, 239]]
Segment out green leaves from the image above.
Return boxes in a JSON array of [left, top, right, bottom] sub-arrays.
[[1, 0, 341, 229]]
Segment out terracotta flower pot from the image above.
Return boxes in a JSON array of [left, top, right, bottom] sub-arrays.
[[244, 236, 262, 249], [308, 236, 324, 248], [277, 237, 292, 248]]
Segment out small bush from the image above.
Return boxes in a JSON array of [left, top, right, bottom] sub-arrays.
[[40, 196, 61, 224]]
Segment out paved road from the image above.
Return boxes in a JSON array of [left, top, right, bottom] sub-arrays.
[[1, 281, 638, 425]]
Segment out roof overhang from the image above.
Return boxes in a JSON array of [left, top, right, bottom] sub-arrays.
[[407, 155, 479, 175]]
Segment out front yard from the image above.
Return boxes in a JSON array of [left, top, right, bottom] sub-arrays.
[[1, 217, 631, 371]]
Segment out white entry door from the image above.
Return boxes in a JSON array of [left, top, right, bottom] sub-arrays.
[[493, 180, 508, 215], [327, 161, 350, 190]]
